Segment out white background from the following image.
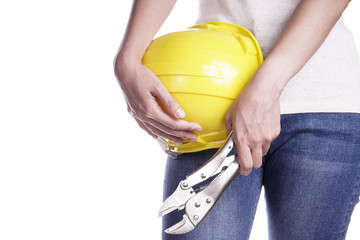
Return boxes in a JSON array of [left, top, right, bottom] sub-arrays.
[[0, 1, 359, 239]]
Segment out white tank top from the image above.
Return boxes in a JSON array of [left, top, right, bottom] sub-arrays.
[[195, 0, 360, 114]]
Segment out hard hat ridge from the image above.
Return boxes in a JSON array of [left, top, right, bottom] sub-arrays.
[[142, 21, 263, 154]]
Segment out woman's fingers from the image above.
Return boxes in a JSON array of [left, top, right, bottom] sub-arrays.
[[233, 133, 252, 175], [150, 82, 203, 132], [140, 115, 199, 142], [133, 117, 158, 139], [132, 89, 202, 141], [236, 142, 253, 176], [262, 144, 271, 157], [152, 82, 186, 119], [133, 111, 186, 145], [118, 63, 203, 141], [133, 97, 201, 141], [234, 136, 264, 175], [133, 108, 198, 144], [251, 144, 263, 169], [143, 121, 184, 145], [146, 108, 202, 132]]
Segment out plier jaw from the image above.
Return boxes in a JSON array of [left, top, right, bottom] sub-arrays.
[[158, 181, 196, 218], [159, 132, 239, 234]]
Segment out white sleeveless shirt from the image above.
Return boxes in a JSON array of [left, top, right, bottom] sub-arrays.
[[195, 0, 360, 114]]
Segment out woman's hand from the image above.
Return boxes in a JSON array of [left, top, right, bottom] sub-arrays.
[[225, 71, 281, 176], [114, 57, 202, 145], [224, 0, 350, 176]]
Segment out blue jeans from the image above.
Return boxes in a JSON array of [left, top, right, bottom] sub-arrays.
[[162, 113, 360, 240]]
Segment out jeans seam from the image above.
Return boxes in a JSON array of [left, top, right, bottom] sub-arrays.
[[339, 163, 360, 238]]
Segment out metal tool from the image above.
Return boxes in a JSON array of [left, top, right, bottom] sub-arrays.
[[159, 131, 239, 234]]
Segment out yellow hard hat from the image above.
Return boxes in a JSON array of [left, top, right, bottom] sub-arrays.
[[142, 21, 263, 154]]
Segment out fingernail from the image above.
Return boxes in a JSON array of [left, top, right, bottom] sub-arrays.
[[186, 134, 197, 142], [194, 124, 202, 132], [175, 108, 185, 119]]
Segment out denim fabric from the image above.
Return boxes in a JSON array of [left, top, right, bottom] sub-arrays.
[[162, 113, 360, 240]]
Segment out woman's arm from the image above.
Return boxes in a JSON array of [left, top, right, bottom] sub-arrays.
[[114, 0, 202, 145], [226, 0, 351, 175], [116, 0, 176, 63], [259, 0, 351, 98]]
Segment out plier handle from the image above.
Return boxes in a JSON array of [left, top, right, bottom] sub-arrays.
[[159, 131, 239, 234]]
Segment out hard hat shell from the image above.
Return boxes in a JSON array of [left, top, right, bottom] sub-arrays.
[[142, 21, 263, 154]]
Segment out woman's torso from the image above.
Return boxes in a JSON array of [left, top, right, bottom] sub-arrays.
[[196, 0, 360, 114]]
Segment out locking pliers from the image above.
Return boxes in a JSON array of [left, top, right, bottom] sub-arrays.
[[159, 131, 239, 234]]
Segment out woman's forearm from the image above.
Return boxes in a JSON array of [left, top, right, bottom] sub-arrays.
[[115, 0, 177, 63], [113, 0, 202, 145], [256, 0, 351, 98]]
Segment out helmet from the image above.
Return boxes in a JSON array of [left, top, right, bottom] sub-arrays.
[[142, 21, 263, 154]]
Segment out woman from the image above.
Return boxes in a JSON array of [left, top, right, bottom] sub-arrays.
[[114, 0, 360, 239]]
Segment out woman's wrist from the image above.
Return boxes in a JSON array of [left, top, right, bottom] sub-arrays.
[[115, 46, 143, 72], [249, 55, 290, 101], [115, 46, 143, 66], [113, 50, 144, 91]]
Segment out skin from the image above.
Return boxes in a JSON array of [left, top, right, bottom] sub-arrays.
[[114, 0, 201, 146], [114, 0, 351, 175], [225, 0, 351, 175]]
